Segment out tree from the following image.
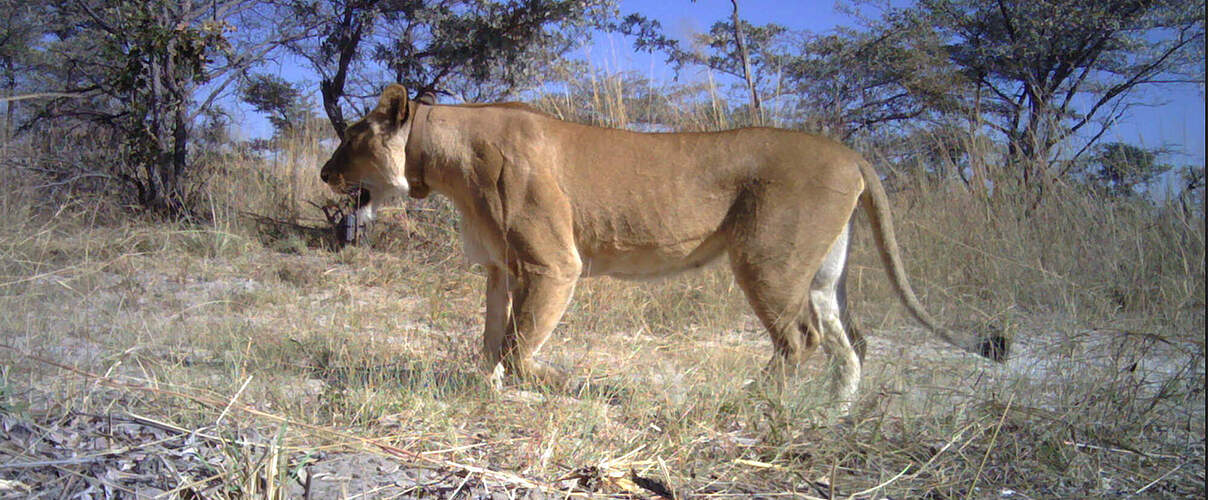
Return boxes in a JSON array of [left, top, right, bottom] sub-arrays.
[[276, 0, 613, 137], [617, 10, 954, 135], [0, 0, 45, 138], [98, 1, 234, 212], [24, 0, 293, 214], [241, 73, 313, 136], [659, 19, 790, 125], [1081, 142, 1171, 197], [895, 0, 1204, 191], [727, 0, 760, 122], [276, 0, 377, 138], [782, 26, 959, 139]]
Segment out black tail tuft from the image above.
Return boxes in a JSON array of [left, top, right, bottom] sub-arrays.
[[979, 335, 1009, 362]]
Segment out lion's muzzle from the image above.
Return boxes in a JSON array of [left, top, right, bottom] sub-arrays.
[[319, 160, 336, 185]]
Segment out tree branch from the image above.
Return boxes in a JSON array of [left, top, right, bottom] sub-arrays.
[[1064, 30, 1196, 137]]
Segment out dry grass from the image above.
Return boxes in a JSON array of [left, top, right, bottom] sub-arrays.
[[0, 97, 1203, 498]]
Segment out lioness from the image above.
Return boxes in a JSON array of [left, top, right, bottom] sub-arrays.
[[320, 84, 1007, 408]]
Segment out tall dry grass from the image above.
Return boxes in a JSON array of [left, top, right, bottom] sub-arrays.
[[877, 181, 1205, 324]]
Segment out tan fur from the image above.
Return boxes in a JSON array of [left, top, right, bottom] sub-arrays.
[[320, 85, 1005, 407]]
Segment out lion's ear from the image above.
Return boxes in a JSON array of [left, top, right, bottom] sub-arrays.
[[417, 91, 437, 105], [377, 83, 410, 129]]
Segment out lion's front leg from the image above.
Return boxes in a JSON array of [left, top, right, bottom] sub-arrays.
[[501, 269, 578, 389], [481, 265, 512, 390], [476, 170, 580, 389]]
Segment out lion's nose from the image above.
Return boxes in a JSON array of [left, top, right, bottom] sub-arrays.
[[320, 164, 332, 183]]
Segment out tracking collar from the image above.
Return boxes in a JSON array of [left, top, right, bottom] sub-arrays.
[[404, 100, 433, 199]]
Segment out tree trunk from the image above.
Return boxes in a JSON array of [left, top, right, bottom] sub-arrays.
[[729, 0, 760, 124], [2, 62, 14, 139], [321, 4, 374, 139], [169, 96, 189, 211], [320, 79, 348, 139], [141, 44, 190, 215], [146, 54, 170, 211]]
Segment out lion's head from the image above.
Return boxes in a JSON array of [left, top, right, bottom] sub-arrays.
[[319, 84, 427, 218]]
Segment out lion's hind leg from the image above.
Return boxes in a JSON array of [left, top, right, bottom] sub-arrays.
[[810, 224, 861, 415], [728, 239, 824, 381], [727, 183, 862, 415]]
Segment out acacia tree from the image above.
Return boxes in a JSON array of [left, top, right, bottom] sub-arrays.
[[727, 0, 760, 121], [276, 0, 613, 138], [1080, 142, 1172, 197], [781, 25, 961, 140], [241, 73, 315, 137], [898, 0, 1204, 191], [275, 0, 378, 138], [670, 19, 789, 125], [614, 13, 793, 126]]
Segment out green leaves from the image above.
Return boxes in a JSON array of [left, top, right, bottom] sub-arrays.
[[102, 1, 232, 94], [1081, 142, 1173, 197], [242, 73, 310, 135], [286, 0, 614, 131], [374, 0, 606, 98]]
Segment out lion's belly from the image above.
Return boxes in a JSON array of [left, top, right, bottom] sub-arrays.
[[570, 190, 734, 279], [576, 229, 730, 279]]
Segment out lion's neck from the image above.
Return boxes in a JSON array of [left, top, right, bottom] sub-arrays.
[[406, 105, 499, 200]]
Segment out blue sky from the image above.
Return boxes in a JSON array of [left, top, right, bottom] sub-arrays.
[[584, 1, 856, 79]]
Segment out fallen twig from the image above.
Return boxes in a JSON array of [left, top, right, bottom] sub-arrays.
[[1136, 462, 1184, 494], [845, 465, 911, 499], [1062, 440, 1181, 460]]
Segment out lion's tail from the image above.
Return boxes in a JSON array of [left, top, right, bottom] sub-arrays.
[[856, 160, 1008, 362]]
